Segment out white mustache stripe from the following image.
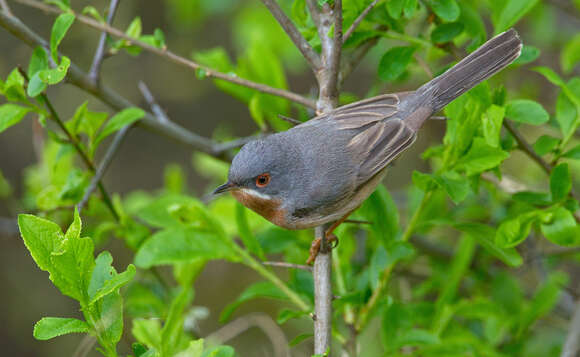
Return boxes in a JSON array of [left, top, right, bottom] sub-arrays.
[[240, 188, 273, 200]]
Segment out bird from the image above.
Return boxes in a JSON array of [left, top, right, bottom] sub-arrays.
[[214, 29, 522, 263]]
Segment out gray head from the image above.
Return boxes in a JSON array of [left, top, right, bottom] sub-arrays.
[[213, 134, 301, 200]]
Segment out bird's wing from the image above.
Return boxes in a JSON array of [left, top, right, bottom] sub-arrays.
[[328, 93, 417, 185]]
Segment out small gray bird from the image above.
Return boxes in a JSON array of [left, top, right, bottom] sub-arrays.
[[214, 29, 522, 261]]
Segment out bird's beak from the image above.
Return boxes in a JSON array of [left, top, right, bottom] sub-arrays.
[[213, 181, 236, 195]]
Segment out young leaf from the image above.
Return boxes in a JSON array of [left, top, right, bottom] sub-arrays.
[[533, 135, 560, 156], [95, 107, 145, 145], [493, 0, 540, 34], [38, 56, 71, 85], [33, 317, 90, 340], [562, 33, 580, 73], [50, 13, 75, 61], [126, 17, 143, 38], [387, 0, 405, 19], [550, 163, 571, 202], [556, 88, 577, 138], [175, 339, 204, 357], [533, 66, 565, 87], [482, 104, 505, 147], [220, 281, 288, 322], [28, 47, 49, 77], [562, 145, 580, 159], [134, 228, 240, 268], [506, 99, 549, 125], [431, 22, 464, 44], [427, 0, 460, 22], [540, 207, 580, 246], [88, 251, 136, 305], [513, 45, 540, 65], [235, 203, 265, 260], [456, 138, 509, 176], [27, 73, 47, 97], [358, 185, 400, 245], [495, 211, 539, 248], [453, 222, 523, 267], [378, 46, 415, 82], [0, 104, 31, 133]]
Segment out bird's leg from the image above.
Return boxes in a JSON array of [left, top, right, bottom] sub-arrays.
[[306, 213, 353, 264]]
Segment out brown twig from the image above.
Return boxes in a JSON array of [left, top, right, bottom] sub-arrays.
[[277, 114, 302, 126], [343, 0, 378, 44], [260, 0, 321, 72], [10, 0, 316, 109], [77, 124, 132, 213], [0, 10, 242, 161], [263, 261, 313, 272], [88, 0, 119, 84], [138, 81, 170, 123], [205, 313, 291, 357], [18, 67, 119, 220]]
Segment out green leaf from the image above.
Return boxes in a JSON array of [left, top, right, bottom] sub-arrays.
[[562, 145, 580, 159], [556, 84, 578, 138], [495, 211, 540, 248], [427, 0, 460, 22], [518, 272, 568, 335], [387, 0, 405, 19], [27, 73, 47, 97], [436, 236, 476, 308], [506, 99, 549, 125], [358, 185, 400, 245], [533, 135, 560, 156], [457, 138, 509, 175], [96, 291, 124, 347], [0, 104, 31, 133], [3, 68, 27, 101], [82, 5, 105, 23], [38, 56, 71, 85], [431, 22, 464, 44], [378, 46, 415, 82], [540, 207, 580, 246], [28, 47, 49, 76], [88, 251, 136, 305], [562, 33, 580, 73], [482, 105, 505, 147], [493, 0, 540, 34], [550, 163, 572, 202], [96, 107, 144, 145], [453, 222, 523, 266], [135, 227, 239, 268], [513, 45, 540, 65], [126, 17, 142, 38], [235, 203, 265, 260], [18, 214, 95, 303], [132, 318, 162, 350], [201, 346, 235, 357], [50, 13, 75, 61], [176, 340, 204, 357], [533, 66, 565, 87], [220, 281, 288, 322], [33, 317, 89, 340]]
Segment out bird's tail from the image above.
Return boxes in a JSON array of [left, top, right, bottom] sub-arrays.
[[409, 29, 522, 117]]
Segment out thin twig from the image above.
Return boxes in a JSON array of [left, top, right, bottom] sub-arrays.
[[205, 313, 291, 357], [10, 0, 316, 109], [277, 114, 302, 126], [138, 81, 170, 123], [260, 0, 321, 71], [0, 10, 238, 161], [77, 124, 132, 213], [0, 0, 12, 16], [306, 0, 321, 29], [414, 53, 433, 78], [88, 0, 119, 84], [561, 300, 580, 357], [313, 225, 332, 356], [343, 0, 378, 44], [263, 261, 313, 272], [18, 66, 119, 220]]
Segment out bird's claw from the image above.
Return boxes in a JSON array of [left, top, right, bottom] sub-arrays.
[[306, 233, 338, 265]]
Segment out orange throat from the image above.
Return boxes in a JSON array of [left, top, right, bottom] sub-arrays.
[[231, 189, 287, 227]]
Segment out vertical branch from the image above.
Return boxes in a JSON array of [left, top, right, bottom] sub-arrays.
[[562, 301, 580, 357], [88, 0, 120, 84], [0, 0, 13, 16], [313, 225, 332, 355]]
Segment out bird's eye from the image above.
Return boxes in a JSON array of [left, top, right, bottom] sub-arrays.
[[255, 173, 271, 188]]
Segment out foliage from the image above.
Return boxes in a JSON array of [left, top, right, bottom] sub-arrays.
[[1, 0, 579, 356]]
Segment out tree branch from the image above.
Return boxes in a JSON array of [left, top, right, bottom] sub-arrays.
[[138, 81, 170, 123], [342, 0, 378, 44], [0, 9, 243, 162], [561, 300, 580, 357], [326, 0, 342, 103], [0, 0, 12, 16], [313, 226, 332, 355], [263, 261, 313, 272], [88, 0, 119, 84], [11, 0, 316, 109], [260, 0, 321, 71], [77, 124, 132, 213]]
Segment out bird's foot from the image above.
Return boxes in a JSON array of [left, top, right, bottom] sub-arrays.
[[306, 233, 338, 265]]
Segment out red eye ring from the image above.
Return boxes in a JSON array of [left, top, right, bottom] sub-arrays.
[[256, 173, 271, 188]]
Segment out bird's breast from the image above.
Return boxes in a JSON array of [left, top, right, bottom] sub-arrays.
[[231, 189, 289, 228]]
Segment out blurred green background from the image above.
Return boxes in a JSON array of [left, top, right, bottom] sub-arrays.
[[1, 0, 579, 356]]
